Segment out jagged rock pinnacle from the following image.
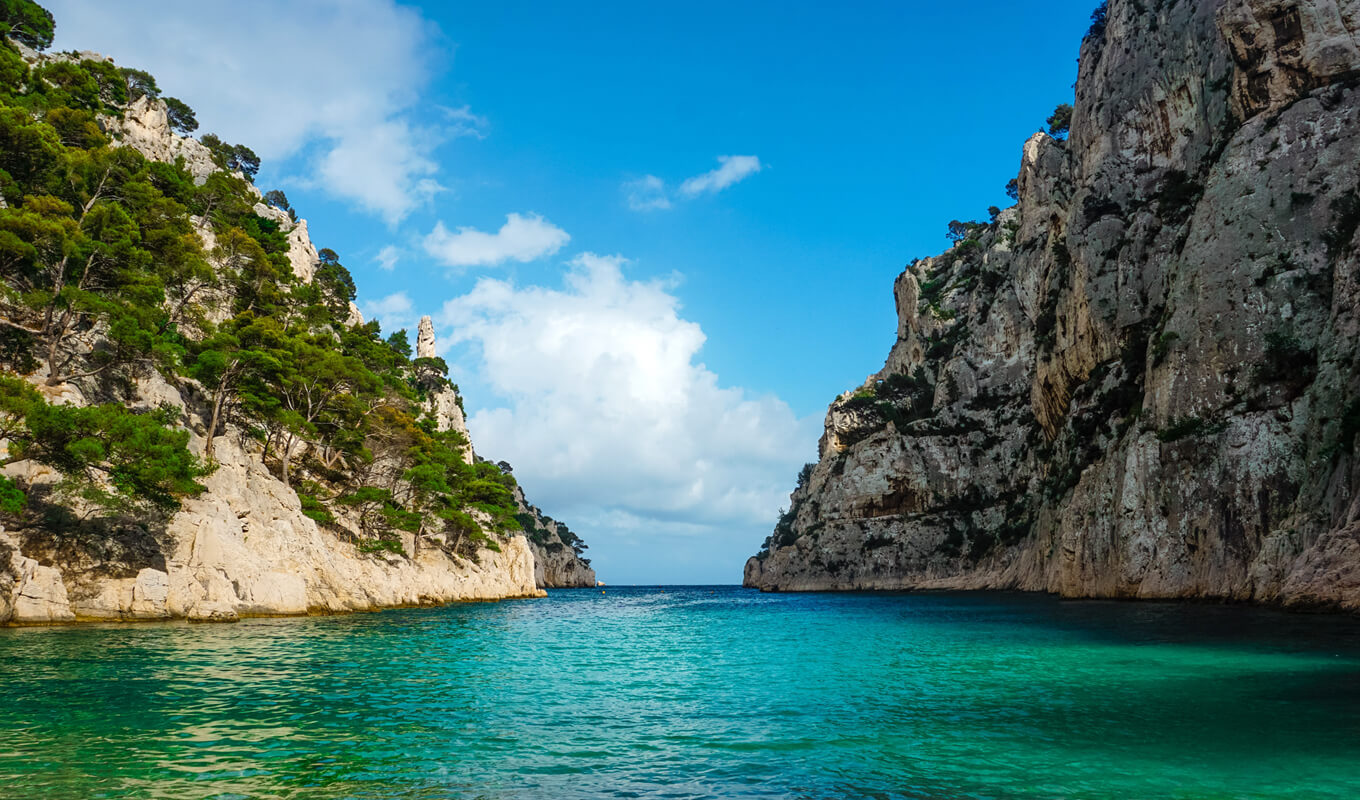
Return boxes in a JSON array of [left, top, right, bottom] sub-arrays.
[[417, 315, 437, 359]]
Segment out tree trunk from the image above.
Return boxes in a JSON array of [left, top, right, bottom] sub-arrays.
[[280, 436, 295, 487], [205, 393, 226, 463], [203, 363, 239, 464]]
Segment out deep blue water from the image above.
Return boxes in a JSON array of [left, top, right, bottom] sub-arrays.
[[2, 586, 1359, 799]]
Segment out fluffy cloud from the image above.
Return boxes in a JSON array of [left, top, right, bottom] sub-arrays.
[[375, 245, 401, 272], [438, 254, 816, 570], [45, 0, 456, 224], [679, 155, 763, 197], [424, 213, 570, 268], [624, 175, 672, 211]]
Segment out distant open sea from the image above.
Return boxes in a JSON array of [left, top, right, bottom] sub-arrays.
[[2, 586, 1359, 799]]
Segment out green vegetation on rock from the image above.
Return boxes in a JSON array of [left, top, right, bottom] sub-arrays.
[[0, 2, 528, 560]]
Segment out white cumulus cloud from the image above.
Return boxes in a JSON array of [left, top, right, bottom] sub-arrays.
[[679, 155, 763, 197], [424, 213, 570, 268], [438, 253, 816, 576], [45, 0, 463, 225]]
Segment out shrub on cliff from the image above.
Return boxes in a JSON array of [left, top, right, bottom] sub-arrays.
[[0, 0, 530, 558], [0, 0, 54, 51], [1086, 2, 1109, 43], [0, 375, 208, 515], [162, 96, 197, 134], [1047, 104, 1073, 138]]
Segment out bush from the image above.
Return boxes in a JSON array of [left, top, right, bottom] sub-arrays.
[[357, 538, 405, 556], [1157, 416, 1226, 443], [1086, 1, 1109, 43], [1047, 104, 1073, 138], [1257, 330, 1316, 386], [120, 68, 159, 102], [163, 97, 197, 133], [1151, 331, 1179, 365], [0, 0, 54, 50], [297, 492, 334, 525]]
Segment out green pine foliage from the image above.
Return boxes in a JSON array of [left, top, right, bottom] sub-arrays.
[[0, 375, 207, 514], [0, 0, 53, 51], [0, 1, 527, 558]]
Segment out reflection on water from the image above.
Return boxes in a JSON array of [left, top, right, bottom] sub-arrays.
[[2, 588, 1359, 799]]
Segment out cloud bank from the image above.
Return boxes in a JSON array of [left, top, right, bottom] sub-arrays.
[[439, 254, 815, 574]]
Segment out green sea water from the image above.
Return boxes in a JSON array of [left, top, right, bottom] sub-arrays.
[[1, 587, 1359, 799]]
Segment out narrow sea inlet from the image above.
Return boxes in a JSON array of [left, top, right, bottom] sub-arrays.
[[2, 588, 1359, 799]]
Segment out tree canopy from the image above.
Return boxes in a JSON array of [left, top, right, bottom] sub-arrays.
[[0, 0, 528, 557], [0, 0, 54, 51], [162, 96, 197, 133], [1047, 104, 1073, 138]]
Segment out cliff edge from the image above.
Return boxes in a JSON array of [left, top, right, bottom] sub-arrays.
[[746, 0, 1360, 611], [0, 7, 593, 624]]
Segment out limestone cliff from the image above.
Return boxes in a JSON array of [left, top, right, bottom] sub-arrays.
[[747, 0, 1360, 611], [0, 27, 592, 624], [512, 485, 597, 588], [409, 320, 593, 588]]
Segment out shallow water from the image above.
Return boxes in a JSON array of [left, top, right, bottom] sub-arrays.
[[2, 587, 1359, 799]]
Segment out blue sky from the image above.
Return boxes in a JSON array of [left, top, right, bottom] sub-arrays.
[[50, 0, 1096, 584]]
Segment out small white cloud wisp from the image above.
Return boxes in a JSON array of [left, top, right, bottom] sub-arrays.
[[624, 175, 672, 211], [424, 213, 570, 269], [624, 156, 764, 212], [375, 245, 401, 272], [679, 155, 763, 197]]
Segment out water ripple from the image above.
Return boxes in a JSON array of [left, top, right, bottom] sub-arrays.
[[2, 588, 1359, 799]]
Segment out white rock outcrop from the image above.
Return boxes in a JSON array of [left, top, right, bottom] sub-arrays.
[[0, 48, 576, 626], [110, 96, 220, 185], [418, 316, 474, 464], [2, 427, 544, 624], [416, 315, 438, 358]]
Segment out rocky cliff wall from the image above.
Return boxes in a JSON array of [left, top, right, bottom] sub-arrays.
[[513, 486, 597, 588], [746, 0, 1360, 611], [0, 373, 543, 625], [0, 46, 588, 624]]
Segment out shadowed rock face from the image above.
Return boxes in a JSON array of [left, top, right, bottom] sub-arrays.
[[747, 0, 1360, 611], [513, 486, 597, 589]]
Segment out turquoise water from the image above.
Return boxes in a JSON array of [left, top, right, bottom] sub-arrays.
[[2, 588, 1359, 799]]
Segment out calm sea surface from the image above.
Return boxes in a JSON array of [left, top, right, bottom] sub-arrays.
[[1, 587, 1359, 799]]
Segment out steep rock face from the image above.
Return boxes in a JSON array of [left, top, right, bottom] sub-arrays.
[[111, 96, 220, 184], [0, 45, 588, 624], [746, 0, 1360, 611], [416, 315, 474, 464], [1, 372, 545, 625], [513, 486, 597, 588]]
